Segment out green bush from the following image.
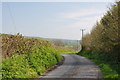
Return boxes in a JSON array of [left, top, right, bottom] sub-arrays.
[[1, 34, 67, 79], [2, 46, 63, 79]]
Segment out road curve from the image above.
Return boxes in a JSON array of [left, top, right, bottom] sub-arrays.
[[38, 53, 103, 79]]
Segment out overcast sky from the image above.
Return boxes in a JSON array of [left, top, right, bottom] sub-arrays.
[[1, 1, 115, 40]]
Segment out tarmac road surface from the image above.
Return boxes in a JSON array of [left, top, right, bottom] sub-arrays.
[[37, 53, 103, 80]]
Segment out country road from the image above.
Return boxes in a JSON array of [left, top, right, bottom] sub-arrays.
[[36, 53, 103, 80]]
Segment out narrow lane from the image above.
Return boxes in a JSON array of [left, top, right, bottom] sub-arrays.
[[38, 53, 103, 79]]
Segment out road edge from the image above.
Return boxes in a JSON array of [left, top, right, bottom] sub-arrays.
[[38, 55, 65, 78]]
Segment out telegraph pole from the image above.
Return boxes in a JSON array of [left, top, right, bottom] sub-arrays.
[[80, 29, 85, 50], [80, 29, 85, 43], [77, 40, 79, 51]]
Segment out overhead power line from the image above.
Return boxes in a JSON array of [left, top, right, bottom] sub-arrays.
[[7, 3, 17, 34]]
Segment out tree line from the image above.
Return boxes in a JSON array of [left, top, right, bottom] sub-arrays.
[[82, 2, 120, 62]]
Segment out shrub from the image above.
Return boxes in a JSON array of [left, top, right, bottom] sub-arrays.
[[1, 34, 65, 79]]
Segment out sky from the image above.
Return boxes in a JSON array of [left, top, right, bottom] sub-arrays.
[[1, 1, 115, 40]]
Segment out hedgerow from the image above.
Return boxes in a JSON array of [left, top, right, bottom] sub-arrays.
[[1, 33, 67, 79], [77, 1, 120, 79]]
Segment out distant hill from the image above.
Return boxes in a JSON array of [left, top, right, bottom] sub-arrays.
[[31, 36, 80, 45], [25, 36, 81, 51]]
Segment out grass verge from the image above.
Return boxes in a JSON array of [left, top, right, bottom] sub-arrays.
[[77, 50, 119, 79]]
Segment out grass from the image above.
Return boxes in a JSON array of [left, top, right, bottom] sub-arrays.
[[77, 50, 119, 79]]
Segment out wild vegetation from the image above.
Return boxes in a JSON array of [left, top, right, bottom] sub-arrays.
[[77, 1, 120, 78], [1, 33, 73, 79]]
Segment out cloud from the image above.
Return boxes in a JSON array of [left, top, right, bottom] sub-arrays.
[[61, 15, 103, 35], [64, 15, 102, 27], [59, 9, 106, 20], [58, 8, 107, 34], [51, 7, 108, 38]]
